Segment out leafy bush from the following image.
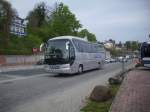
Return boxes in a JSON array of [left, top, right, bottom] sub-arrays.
[[0, 34, 42, 55]]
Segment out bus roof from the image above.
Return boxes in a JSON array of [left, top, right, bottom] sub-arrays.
[[48, 36, 87, 42], [142, 42, 150, 45]]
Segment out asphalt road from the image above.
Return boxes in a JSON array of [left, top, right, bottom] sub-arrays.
[[0, 62, 132, 112]]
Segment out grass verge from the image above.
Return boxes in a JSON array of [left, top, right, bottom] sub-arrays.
[[80, 84, 120, 112]]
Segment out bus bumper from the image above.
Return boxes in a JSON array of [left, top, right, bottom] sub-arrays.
[[142, 58, 150, 67], [44, 64, 74, 74]]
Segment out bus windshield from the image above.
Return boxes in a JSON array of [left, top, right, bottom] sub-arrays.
[[142, 45, 150, 57], [45, 39, 72, 65]]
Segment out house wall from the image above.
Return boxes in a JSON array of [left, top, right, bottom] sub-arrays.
[[0, 55, 44, 66]]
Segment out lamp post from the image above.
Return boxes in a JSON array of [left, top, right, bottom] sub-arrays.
[[121, 46, 125, 73]]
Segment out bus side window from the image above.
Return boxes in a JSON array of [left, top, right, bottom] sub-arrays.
[[82, 42, 87, 53], [85, 42, 89, 53], [70, 44, 75, 59], [72, 39, 79, 52], [91, 44, 95, 53], [89, 44, 92, 53], [77, 40, 84, 52]]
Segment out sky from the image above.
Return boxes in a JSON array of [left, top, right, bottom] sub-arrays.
[[7, 0, 150, 43]]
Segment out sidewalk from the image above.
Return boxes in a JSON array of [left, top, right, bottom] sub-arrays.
[[110, 67, 150, 112], [0, 65, 44, 73]]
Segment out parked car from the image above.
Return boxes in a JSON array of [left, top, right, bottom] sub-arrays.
[[105, 58, 111, 63], [36, 59, 45, 65], [105, 58, 116, 63], [110, 58, 116, 63], [118, 56, 123, 62], [123, 58, 128, 62], [105, 58, 110, 63], [125, 55, 130, 59], [118, 57, 128, 62]]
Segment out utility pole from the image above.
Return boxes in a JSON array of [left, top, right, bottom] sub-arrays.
[[122, 46, 125, 73]]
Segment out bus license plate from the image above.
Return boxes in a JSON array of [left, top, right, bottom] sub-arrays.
[[50, 65, 60, 69]]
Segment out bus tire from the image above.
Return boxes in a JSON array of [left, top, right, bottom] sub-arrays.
[[98, 62, 101, 69], [78, 65, 83, 74]]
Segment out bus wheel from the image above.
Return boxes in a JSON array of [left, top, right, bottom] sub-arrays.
[[98, 63, 101, 69], [78, 65, 83, 74]]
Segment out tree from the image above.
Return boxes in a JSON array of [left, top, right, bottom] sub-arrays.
[[131, 41, 139, 51], [49, 2, 82, 37], [125, 41, 131, 50], [27, 2, 48, 29], [0, 0, 15, 47], [109, 48, 121, 57], [125, 41, 139, 51], [118, 41, 122, 48], [26, 2, 96, 43], [78, 29, 88, 38], [26, 2, 50, 43], [26, 2, 82, 42], [78, 29, 96, 42]]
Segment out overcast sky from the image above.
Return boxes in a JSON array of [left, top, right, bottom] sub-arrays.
[[8, 0, 150, 43]]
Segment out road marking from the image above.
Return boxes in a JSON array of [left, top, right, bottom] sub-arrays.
[[0, 73, 50, 84], [0, 65, 44, 73]]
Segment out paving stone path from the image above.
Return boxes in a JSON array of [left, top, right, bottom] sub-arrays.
[[110, 68, 150, 112]]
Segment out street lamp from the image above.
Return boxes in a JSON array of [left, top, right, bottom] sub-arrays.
[[121, 46, 125, 73]]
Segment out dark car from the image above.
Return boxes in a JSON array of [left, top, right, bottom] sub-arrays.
[[36, 59, 45, 65]]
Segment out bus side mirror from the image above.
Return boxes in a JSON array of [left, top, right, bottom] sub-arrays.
[[66, 41, 70, 50], [42, 42, 48, 52], [40, 43, 48, 52]]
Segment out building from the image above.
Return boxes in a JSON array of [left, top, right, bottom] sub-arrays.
[[115, 43, 123, 50], [104, 42, 114, 49], [104, 39, 116, 49], [10, 16, 27, 36], [105, 50, 111, 59]]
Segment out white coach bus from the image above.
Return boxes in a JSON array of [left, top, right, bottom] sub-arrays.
[[44, 36, 105, 74]]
